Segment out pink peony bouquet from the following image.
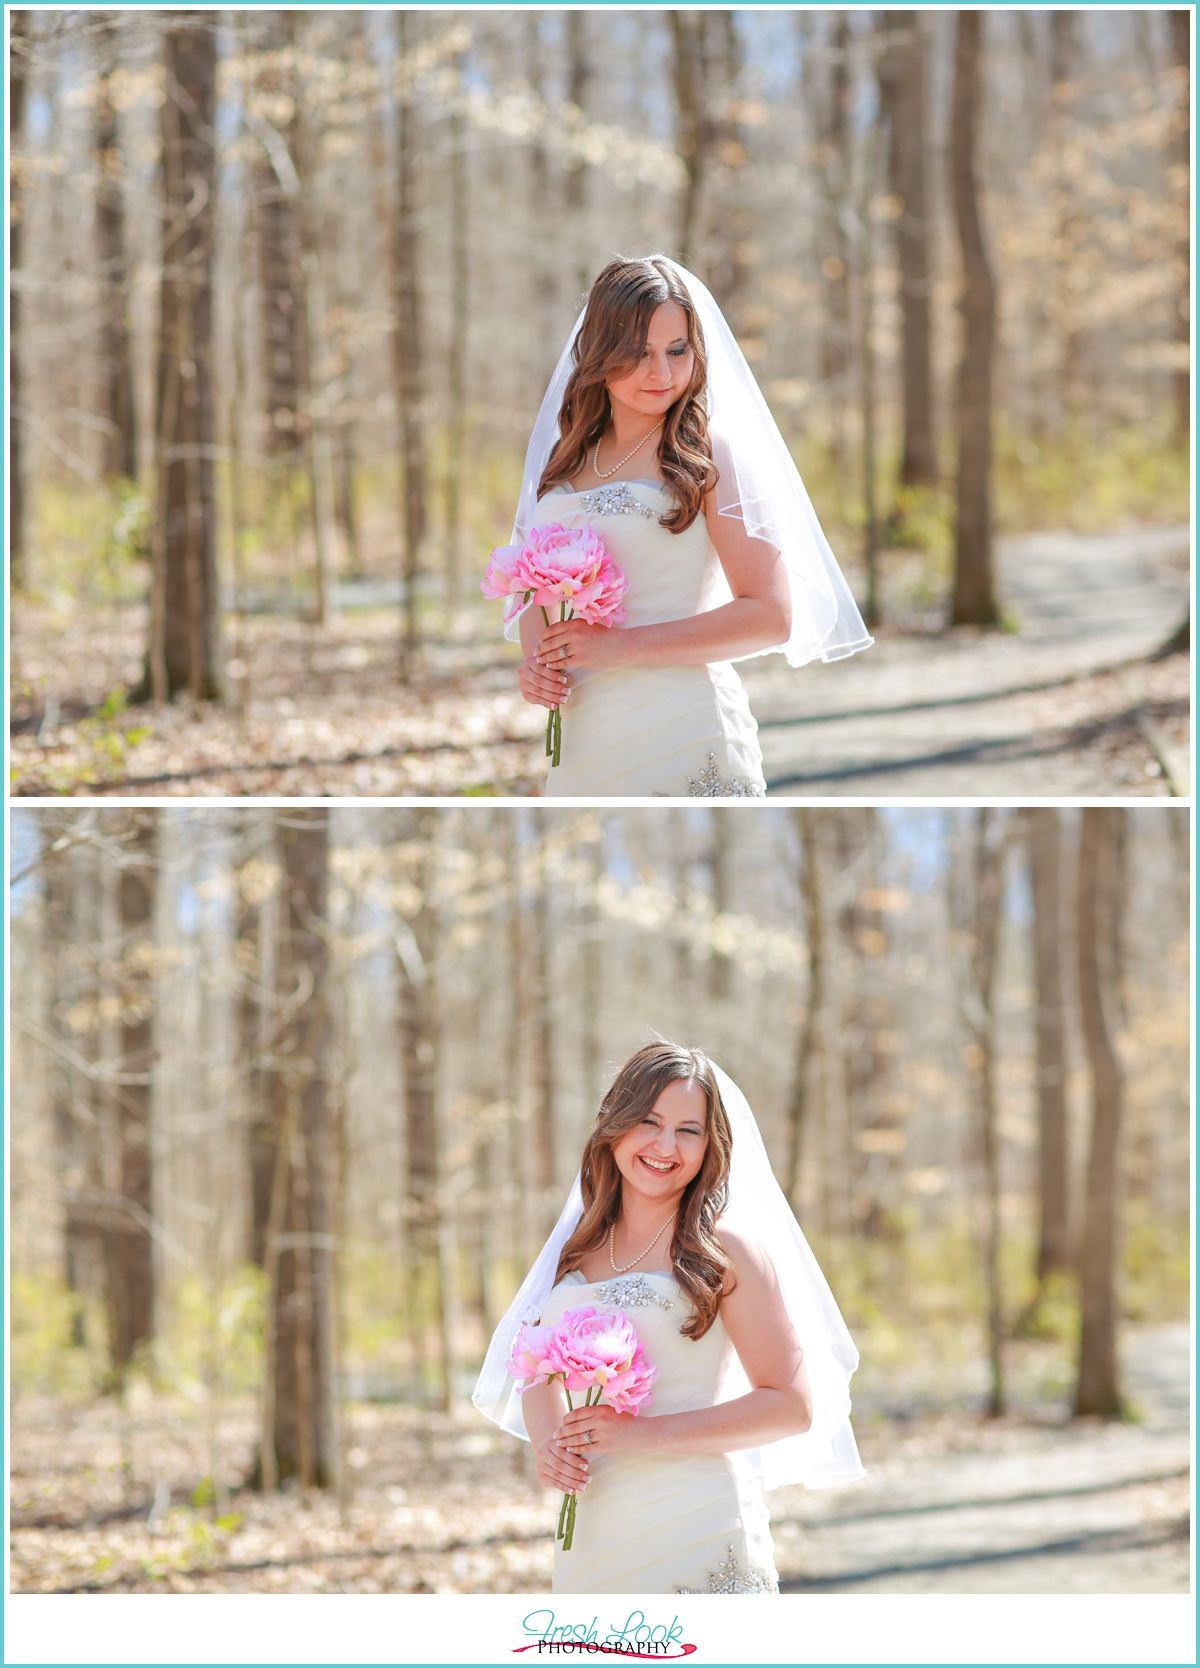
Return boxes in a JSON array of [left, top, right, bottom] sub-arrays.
[[506, 1305, 656, 1552], [481, 524, 629, 769]]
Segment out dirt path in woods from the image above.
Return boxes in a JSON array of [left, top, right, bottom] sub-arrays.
[[750, 524, 1190, 798], [11, 526, 1188, 799], [775, 1322, 1190, 1593], [10, 1324, 1188, 1594]]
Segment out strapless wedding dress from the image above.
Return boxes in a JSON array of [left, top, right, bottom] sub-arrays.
[[537, 482, 766, 798], [540, 1269, 779, 1594]]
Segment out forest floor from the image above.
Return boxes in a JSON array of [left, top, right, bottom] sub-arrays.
[[10, 1322, 1189, 1595], [9, 524, 1190, 799]]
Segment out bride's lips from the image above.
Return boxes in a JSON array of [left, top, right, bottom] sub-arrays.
[[638, 1154, 679, 1175]]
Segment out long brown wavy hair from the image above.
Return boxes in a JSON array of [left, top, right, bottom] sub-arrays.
[[537, 257, 718, 534], [555, 1041, 734, 1340]]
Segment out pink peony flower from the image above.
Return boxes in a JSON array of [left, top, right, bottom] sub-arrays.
[[481, 523, 629, 628], [506, 1321, 562, 1388], [506, 1306, 656, 1410]]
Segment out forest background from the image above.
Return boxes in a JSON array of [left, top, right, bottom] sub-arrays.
[[7, 7, 1191, 796], [8, 804, 1191, 1592]]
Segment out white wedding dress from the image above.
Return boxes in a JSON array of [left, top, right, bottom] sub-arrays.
[[540, 1269, 779, 1594], [537, 482, 766, 798]]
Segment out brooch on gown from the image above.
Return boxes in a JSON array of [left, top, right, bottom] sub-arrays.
[[675, 1544, 778, 1594], [686, 754, 765, 798], [576, 483, 657, 520], [591, 1274, 673, 1310]]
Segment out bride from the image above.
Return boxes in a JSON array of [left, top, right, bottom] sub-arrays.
[[505, 257, 872, 797], [472, 1042, 864, 1594]]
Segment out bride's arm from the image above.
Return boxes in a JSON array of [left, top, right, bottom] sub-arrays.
[[521, 1379, 594, 1494], [556, 1228, 812, 1460], [533, 497, 792, 672]]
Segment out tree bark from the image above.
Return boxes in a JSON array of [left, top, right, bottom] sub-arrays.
[[1075, 809, 1125, 1419], [94, 16, 137, 482], [810, 12, 853, 505], [396, 811, 448, 1405], [9, 9, 30, 590], [1028, 809, 1071, 1283], [949, 11, 999, 627], [967, 809, 1005, 1417], [708, 808, 734, 1000], [786, 810, 824, 1209], [531, 839, 557, 1227], [142, 15, 222, 702], [260, 810, 336, 1489], [444, 59, 469, 613], [394, 11, 427, 680], [877, 12, 935, 486], [1169, 11, 1190, 441], [240, 822, 277, 1269], [101, 811, 157, 1381], [564, 11, 591, 299], [670, 11, 711, 269], [253, 11, 306, 461]]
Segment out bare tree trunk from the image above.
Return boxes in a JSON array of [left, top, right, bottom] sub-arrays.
[[260, 811, 336, 1489], [1169, 11, 1190, 441], [786, 810, 824, 1208], [564, 11, 591, 299], [709, 12, 749, 319], [253, 11, 306, 460], [708, 808, 734, 1000], [295, 58, 340, 629], [812, 12, 853, 507], [1028, 809, 1070, 1284], [949, 11, 999, 628], [670, 11, 711, 268], [47, 847, 95, 1345], [444, 62, 469, 615], [877, 11, 935, 487], [394, 11, 427, 680], [531, 841, 557, 1229], [525, 15, 558, 397], [1074, 809, 1125, 1419], [101, 810, 157, 1381], [966, 809, 1005, 1417], [858, 100, 881, 627], [396, 811, 446, 1404], [9, 10, 30, 590], [94, 16, 136, 482], [141, 16, 222, 702], [239, 821, 277, 1269]]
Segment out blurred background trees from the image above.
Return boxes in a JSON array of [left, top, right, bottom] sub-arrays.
[[8, 8, 1191, 696], [10, 806, 1190, 1495]]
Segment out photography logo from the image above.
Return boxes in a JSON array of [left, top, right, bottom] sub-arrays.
[[513, 1610, 697, 1659]]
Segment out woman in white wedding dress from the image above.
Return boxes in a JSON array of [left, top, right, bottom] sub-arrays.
[[472, 1043, 864, 1594], [506, 257, 872, 797]]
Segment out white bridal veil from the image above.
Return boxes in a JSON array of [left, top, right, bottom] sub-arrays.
[[505, 255, 873, 670], [471, 1063, 865, 1493]]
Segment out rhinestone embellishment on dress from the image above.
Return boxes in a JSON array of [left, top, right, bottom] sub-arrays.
[[591, 1274, 673, 1311], [674, 1544, 777, 1594], [686, 754, 765, 798], [577, 483, 657, 520]]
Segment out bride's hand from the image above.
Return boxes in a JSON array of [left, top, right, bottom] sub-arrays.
[[534, 1426, 591, 1495], [536, 618, 621, 672], [518, 653, 570, 710], [557, 1403, 642, 1461]]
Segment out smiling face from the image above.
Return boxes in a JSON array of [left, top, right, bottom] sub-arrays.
[[611, 1075, 710, 1205], [604, 300, 695, 423]]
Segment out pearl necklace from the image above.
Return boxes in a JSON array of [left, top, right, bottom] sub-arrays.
[[609, 1209, 677, 1274], [592, 419, 664, 481]]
